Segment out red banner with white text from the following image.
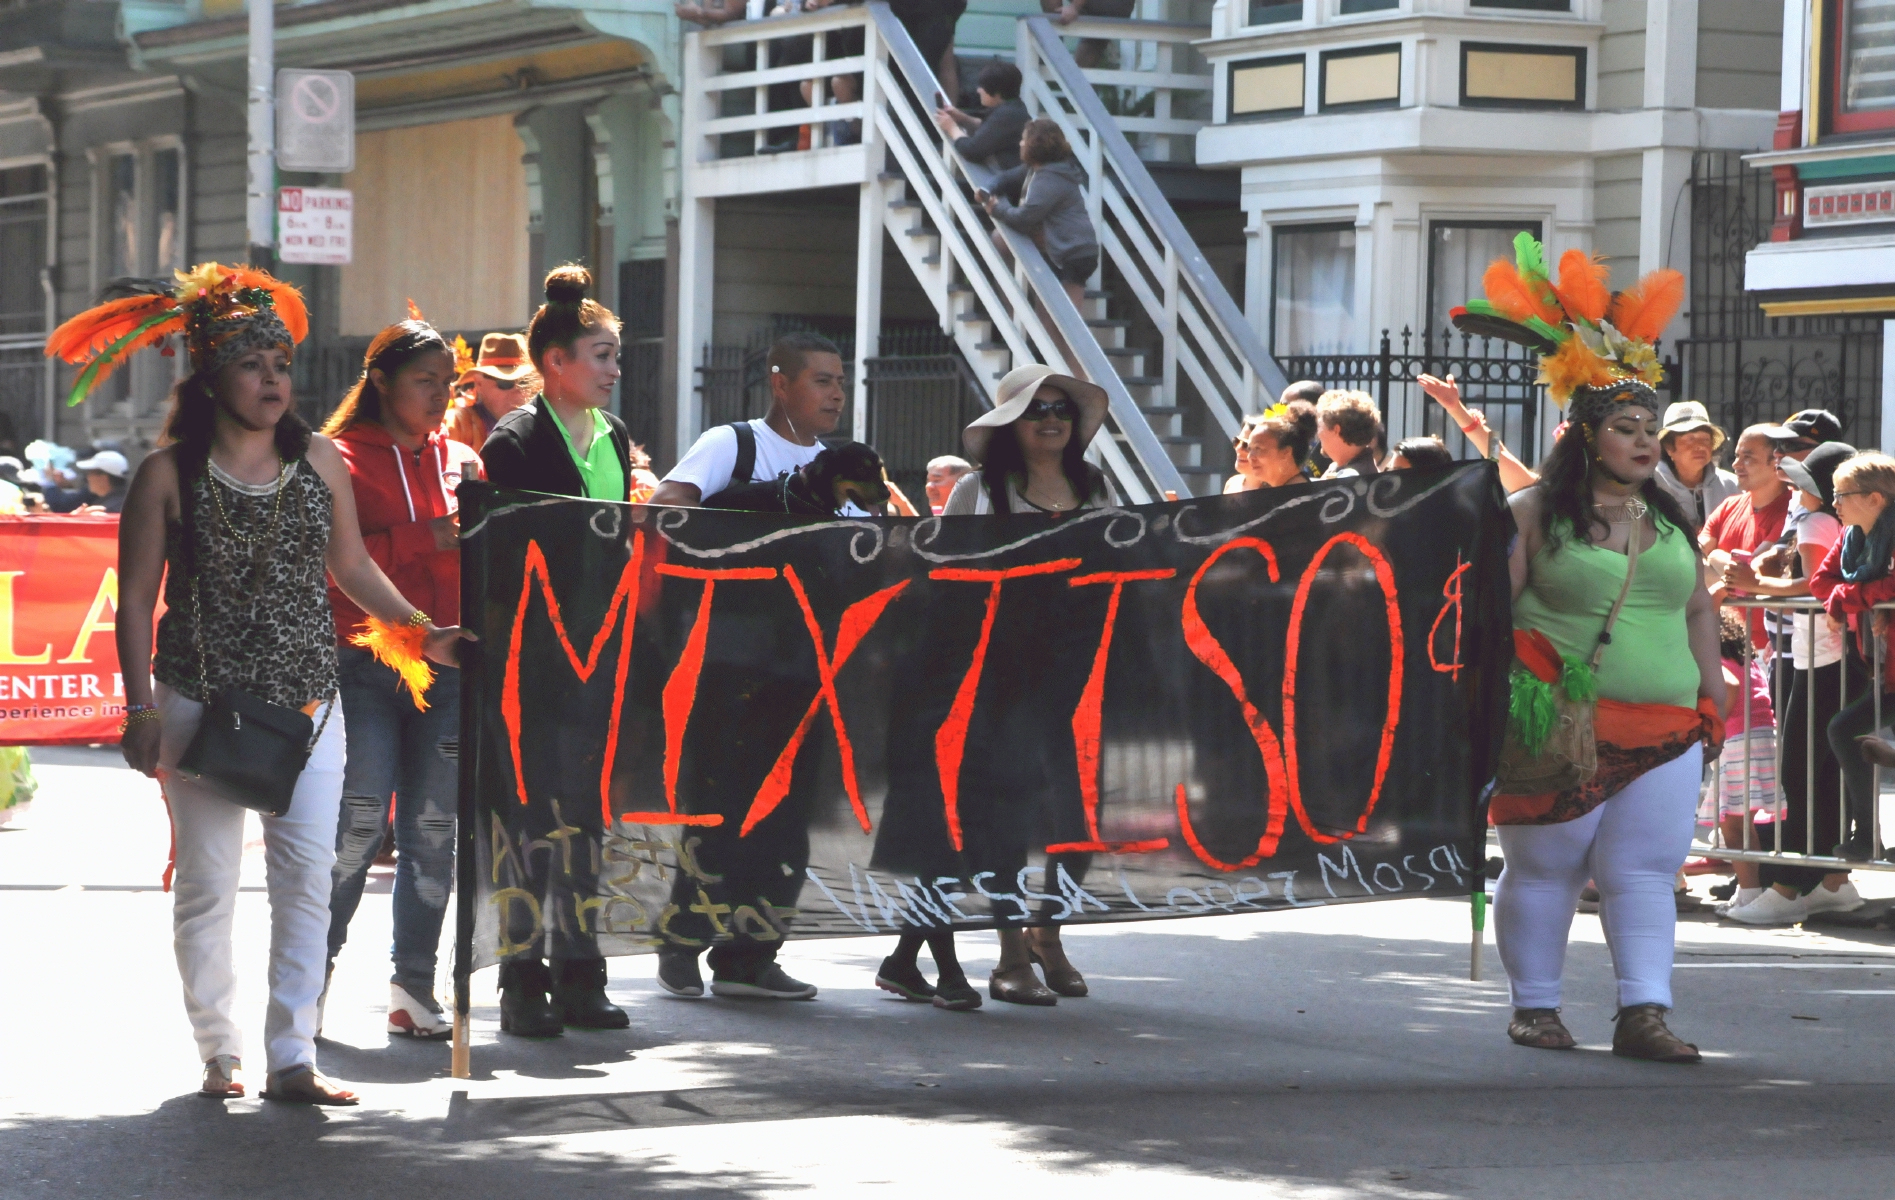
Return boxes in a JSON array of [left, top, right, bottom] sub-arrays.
[[0, 516, 127, 745]]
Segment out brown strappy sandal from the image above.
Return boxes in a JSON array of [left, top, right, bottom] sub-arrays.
[[1612, 1004, 1701, 1063], [1507, 1008, 1577, 1049]]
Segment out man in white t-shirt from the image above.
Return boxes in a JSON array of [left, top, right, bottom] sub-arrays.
[[651, 332, 847, 508], [646, 332, 847, 1004]]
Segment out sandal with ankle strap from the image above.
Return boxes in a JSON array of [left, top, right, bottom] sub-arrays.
[[199, 1055, 244, 1098], [1612, 1004, 1701, 1063], [1507, 1008, 1576, 1049], [260, 1063, 360, 1106]]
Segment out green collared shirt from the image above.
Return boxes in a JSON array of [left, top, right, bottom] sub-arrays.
[[541, 398, 624, 502]]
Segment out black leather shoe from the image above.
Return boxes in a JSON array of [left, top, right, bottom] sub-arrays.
[[552, 957, 631, 1029], [499, 958, 563, 1038]]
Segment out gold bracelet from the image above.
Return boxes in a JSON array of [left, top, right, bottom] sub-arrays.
[[120, 708, 161, 733]]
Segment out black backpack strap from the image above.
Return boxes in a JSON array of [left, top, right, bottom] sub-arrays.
[[726, 421, 756, 492]]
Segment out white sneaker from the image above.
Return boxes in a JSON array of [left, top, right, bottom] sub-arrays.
[[387, 981, 453, 1038], [1722, 887, 1813, 926], [1715, 886, 1764, 916], [1804, 880, 1866, 916]]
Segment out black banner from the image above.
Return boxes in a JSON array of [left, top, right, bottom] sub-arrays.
[[457, 464, 1512, 969]]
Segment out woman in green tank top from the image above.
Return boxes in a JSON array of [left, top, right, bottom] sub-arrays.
[[1496, 381, 1724, 1064]]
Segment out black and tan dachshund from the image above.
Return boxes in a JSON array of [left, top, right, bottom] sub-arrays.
[[705, 440, 893, 516]]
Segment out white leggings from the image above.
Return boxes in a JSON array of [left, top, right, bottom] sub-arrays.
[[1494, 745, 1701, 1011], [158, 683, 346, 1074]]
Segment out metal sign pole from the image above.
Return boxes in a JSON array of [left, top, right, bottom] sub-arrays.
[[246, 0, 274, 266]]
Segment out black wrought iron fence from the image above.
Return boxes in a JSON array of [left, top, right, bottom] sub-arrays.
[[1280, 326, 1547, 466], [1676, 150, 1884, 449]]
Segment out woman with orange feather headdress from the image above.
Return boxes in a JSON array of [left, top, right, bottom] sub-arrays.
[[1453, 236, 1726, 1067], [48, 265, 471, 1107]]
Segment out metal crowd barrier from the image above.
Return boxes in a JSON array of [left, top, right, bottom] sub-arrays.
[[1697, 597, 1894, 873]]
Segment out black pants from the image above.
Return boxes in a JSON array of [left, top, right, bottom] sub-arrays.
[[1761, 659, 1848, 892], [1829, 686, 1895, 855]]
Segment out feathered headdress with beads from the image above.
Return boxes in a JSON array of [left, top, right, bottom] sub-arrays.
[[44, 262, 308, 407], [1451, 232, 1683, 426]]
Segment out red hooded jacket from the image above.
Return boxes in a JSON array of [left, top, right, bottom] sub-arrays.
[[328, 421, 481, 642]]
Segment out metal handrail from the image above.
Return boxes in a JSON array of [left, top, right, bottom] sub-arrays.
[[1701, 596, 1891, 873], [867, 2, 1184, 502], [1022, 14, 1289, 421]]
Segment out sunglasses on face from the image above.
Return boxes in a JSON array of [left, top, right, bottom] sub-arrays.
[[1022, 397, 1078, 422], [493, 378, 518, 390]]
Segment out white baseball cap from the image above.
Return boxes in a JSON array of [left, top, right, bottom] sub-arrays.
[[74, 450, 129, 478]]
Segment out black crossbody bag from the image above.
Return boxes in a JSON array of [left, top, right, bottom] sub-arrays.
[[173, 470, 334, 818]]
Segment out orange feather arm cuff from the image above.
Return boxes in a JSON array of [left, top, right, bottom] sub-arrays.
[[349, 618, 435, 710]]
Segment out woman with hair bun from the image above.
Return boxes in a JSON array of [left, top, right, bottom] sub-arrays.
[[478, 265, 636, 1038], [481, 265, 633, 503], [1225, 401, 1316, 493], [319, 319, 483, 1041]]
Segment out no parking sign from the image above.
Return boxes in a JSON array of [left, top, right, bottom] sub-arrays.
[[276, 69, 355, 173], [278, 187, 352, 264]]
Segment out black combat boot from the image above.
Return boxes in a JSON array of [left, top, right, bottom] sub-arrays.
[[498, 958, 563, 1038], [551, 957, 631, 1029]]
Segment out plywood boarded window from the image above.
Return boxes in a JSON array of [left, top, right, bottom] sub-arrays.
[[1229, 56, 1304, 119], [1461, 43, 1585, 109], [341, 115, 529, 336]]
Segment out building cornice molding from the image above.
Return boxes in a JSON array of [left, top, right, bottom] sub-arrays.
[[1195, 12, 1604, 60]]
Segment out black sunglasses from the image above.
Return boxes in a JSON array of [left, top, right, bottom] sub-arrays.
[[493, 378, 518, 390], [1022, 397, 1078, 422]]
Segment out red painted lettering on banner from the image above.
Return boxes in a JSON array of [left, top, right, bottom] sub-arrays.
[[1428, 554, 1469, 683], [503, 533, 649, 825], [740, 569, 910, 836], [1282, 532, 1405, 839], [931, 559, 1082, 850], [643, 563, 778, 827], [1049, 570, 1176, 855], [1178, 538, 1288, 868]]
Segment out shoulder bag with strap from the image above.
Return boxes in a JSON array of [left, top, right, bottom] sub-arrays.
[[173, 464, 336, 818], [725, 420, 757, 493], [1493, 515, 1644, 797]]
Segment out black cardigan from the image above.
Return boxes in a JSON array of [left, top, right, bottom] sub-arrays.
[[481, 395, 632, 501]]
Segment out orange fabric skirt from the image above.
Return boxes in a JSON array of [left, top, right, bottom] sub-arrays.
[[1491, 697, 1721, 826]]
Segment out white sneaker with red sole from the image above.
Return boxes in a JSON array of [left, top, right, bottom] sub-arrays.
[[387, 982, 452, 1038]]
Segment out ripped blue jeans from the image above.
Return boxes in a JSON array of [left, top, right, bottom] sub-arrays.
[[326, 645, 459, 998]]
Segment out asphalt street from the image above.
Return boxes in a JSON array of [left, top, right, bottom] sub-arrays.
[[3, 745, 1894, 1200]]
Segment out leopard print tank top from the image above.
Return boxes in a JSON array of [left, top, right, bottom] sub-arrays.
[[153, 458, 339, 708]]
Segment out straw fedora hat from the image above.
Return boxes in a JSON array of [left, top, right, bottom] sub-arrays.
[[472, 332, 535, 382], [963, 364, 1109, 462]]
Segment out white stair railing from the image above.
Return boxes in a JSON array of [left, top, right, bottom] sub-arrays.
[[865, 2, 1183, 502], [1019, 14, 1289, 478]]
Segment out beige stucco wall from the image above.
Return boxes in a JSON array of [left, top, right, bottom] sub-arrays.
[[340, 114, 529, 336]]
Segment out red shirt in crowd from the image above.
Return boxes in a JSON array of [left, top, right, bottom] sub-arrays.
[[327, 421, 482, 642], [1703, 488, 1790, 649]]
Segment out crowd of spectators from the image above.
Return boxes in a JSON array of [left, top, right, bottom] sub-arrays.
[[0, 438, 131, 516]]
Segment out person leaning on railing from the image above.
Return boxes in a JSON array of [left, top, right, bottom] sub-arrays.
[[980, 118, 1100, 373], [934, 62, 1030, 172], [1717, 442, 1862, 924], [1809, 451, 1895, 865]]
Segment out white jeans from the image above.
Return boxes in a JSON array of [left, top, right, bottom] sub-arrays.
[[157, 683, 346, 1073], [1494, 745, 1702, 1011]]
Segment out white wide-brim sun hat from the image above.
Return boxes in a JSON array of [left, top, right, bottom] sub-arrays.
[[963, 363, 1110, 463]]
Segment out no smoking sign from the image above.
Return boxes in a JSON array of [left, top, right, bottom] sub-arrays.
[[276, 69, 355, 173]]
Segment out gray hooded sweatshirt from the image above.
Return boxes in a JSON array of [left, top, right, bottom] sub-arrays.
[[989, 159, 1098, 269]]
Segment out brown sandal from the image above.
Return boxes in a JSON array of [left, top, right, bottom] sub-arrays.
[[989, 964, 1058, 1006], [260, 1064, 361, 1105], [1612, 1004, 1701, 1063], [1508, 1008, 1576, 1049], [1026, 932, 1088, 998]]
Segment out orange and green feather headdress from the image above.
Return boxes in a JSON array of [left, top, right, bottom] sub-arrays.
[[44, 262, 308, 407], [1451, 232, 1684, 423]]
